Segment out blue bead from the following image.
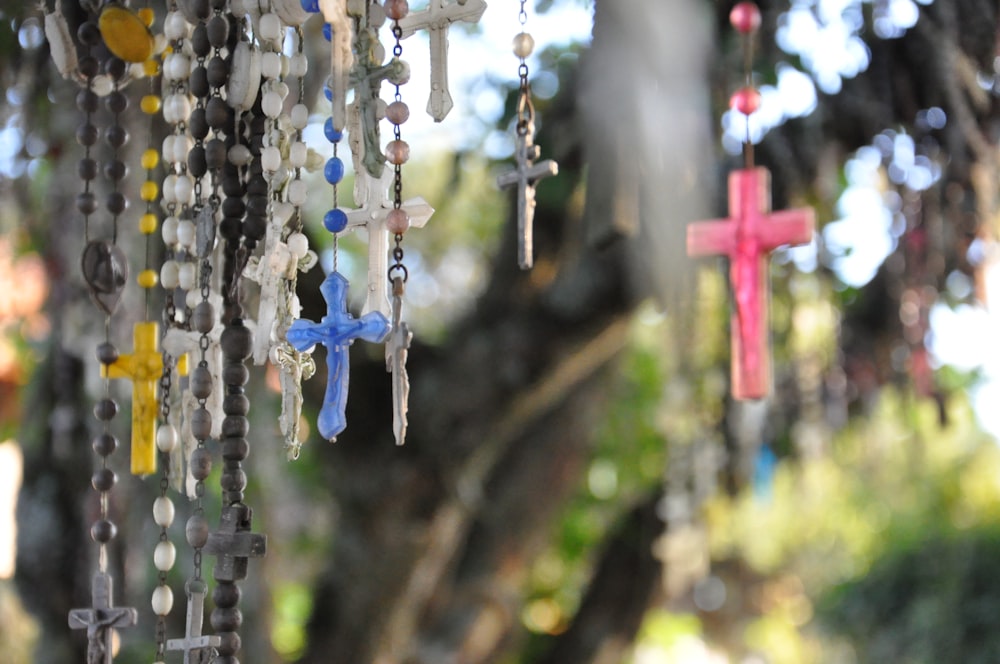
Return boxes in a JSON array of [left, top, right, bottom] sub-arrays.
[[301, 0, 320, 11], [323, 86, 332, 101], [322, 23, 332, 41], [324, 157, 345, 185], [323, 117, 343, 143], [324, 208, 348, 233]]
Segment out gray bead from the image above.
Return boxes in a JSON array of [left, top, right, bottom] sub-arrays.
[[186, 514, 210, 548], [211, 607, 243, 632], [221, 416, 248, 438], [223, 394, 249, 416], [91, 468, 116, 492], [191, 366, 214, 400], [212, 582, 240, 608], [93, 398, 118, 421], [221, 438, 249, 461], [95, 342, 119, 366], [190, 407, 213, 440], [206, 15, 229, 48], [91, 519, 116, 543], [207, 56, 229, 89], [220, 469, 247, 493], [222, 363, 249, 386], [189, 447, 213, 480], [221, 324, 252, 360], [215, 632, 241, 658], [192, 301, 215, 333], [92, 433, 117, 457]]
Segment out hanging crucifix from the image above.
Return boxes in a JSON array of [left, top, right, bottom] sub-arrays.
[[166, 584, 220, 664], [319, 0, 353, 132], [386, 276, 412, 446], [68, 571, 138, 664], [397, 0, 488, 121]]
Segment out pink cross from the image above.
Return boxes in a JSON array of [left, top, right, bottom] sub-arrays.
[[686, 167, 814, 400]]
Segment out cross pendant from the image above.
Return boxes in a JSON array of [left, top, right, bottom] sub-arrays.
[[102, 321, 164, 475], [397, 0, 488, 121], [319, 0, 353, 132], [166, 585, 220, 664], [68, 571, 138, 664], [204, 504, 267, 582], [286, 271, 390, 441], [686, 167, 815, 399], [496, 119, 558, 269], [386, 278, 413, 446]]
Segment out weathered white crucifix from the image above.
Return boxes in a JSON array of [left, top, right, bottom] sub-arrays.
[[397, 0, 488, 122], [346, 52, 411, 179], [496, 117, 558, 269], [344, 169, 434, 318], [319, 0, 353, 132], [68, 571, 137, 664], [166, 585, 220, 664]]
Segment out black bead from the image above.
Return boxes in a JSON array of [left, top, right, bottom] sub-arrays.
[[76, 89, 99, 113], [243, 215, 267, 241], [207, 15, 229, 47], [91, 468, 116, 492], [211, 607, 243, 632], [77, 158, 98, 180], [189, 108, 210, 140], [189, 447, 213, 480], [222, 394, 250, 417], [103, 57, 127, 81], [76, 192, 98, 215], [207, 56, 229, 89], [103, 159, 128, 182], [213, 582, 241, 608], [206, 138, 227, 169], [191, 366, 214, 400], [205, 97, 231, 130], [91, 519, 117, 543], [246, 195, 268, 217], [96, 342, 119, 365], [220, 468, 247, 493], [191, 407, 213, 439], [221, 324, 253, 361], [221, 197, 245, 218], [191, 22, 211, 56], [221, 175, 244, 197], [78, 55, 99, 79], [219, 217, 243, 240], [221, 437, 249, 461], [221, 361, 249, 386], [92, 432, 118, 457], [94, 398, 118, 421], [192, 301, 216, 333], [77, 21, 101, 47], [248, 134, 263, 156], [190, 66, 210, 99], [215, 632, 241, 658], [246, 175, 268, 196], [105, 125, 129, 148], [105, 90, 128, 114], [106, 192, 128, 215], [188, 146, 208, 178], [221, 415, 249, 438], [76, 123, 98, 147]]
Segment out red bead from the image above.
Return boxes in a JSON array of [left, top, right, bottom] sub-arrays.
[[730, 2, 761, 34], [386, 208, 410, 234], [384, 0, 409, 20], [730, 86, 761, 115]]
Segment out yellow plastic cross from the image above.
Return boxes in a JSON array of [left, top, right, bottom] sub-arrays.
[[102, 321, 163, 475]]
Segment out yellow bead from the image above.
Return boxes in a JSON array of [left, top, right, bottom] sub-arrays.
[[143, 59, 160, 76], [141, 181, 159, 201], [98, 5, 154, 63], [141, 95, 161, 114], [140, 213, 158, 234], [141, 149, 159, 170], [137, 7, 155, 27], [138, 269, 158, 289]]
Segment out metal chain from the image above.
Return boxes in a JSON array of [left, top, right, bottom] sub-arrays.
[[389, 15, 407, 284]]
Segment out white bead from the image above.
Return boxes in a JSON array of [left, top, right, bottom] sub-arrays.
[[154, 34, 168, 55], [174, 175, 194, 205], [280, 53, 290, 78], [164, 12, 188, 41], [289, 293, 301, 317], [161, 175, 178, 204], [161, 216, 179, 245], [271, 165, 289, 184], [178, 263, 197, 290], [273, 201, 294, 224], [156, 423, 179, 452], [228, 143, 252, 166], [512, 32, 535, 59], [230, 0, 247, 15], [174, 135, 194, 163], [185, 289, 201, 309], [129, 62, 146, 79], [92, 75, 113, 97], [274, 81, 290, 100], [262, 52, 282, 79], [151, 585, 174, 616], [289, 52, 308, 78], [288, 179, 308, 206], [165, 53, 190, 82], [177, 219, 196, 247], [152, 496, 175, 527], [164, 94, 191, 124], [290, 103, 309, 129], [287, 232, 309, 259], [160, 260, 180, 289], [153, 540, 177, 572], [259, 13, 282, 41], [288, 141, 307, 169], [261, 145, 282, 172], [262, 91, 283, 118]]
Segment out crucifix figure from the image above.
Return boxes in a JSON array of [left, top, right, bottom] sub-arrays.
[[204, 504, 267, 582], [347, 51, 411, 179], [102, 321, 163, 476], [397, 0, 488, 122], [686, 167, 814, 399], [68, 571, 138, 664], [344, 170, 434, 317], [496, 118, 558, 269], [386, 277, 412, 446], [272, 340, 316, 459], [166, 584, 220, 664], [319, 0, 353, 132], [286, 271, 390, 441]]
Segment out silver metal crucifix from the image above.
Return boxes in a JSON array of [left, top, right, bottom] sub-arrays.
[[166, 584, 220, 664], [386, 277, 413, 446], [68, 571, 138, 664]]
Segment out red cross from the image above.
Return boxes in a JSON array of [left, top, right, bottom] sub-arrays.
[[686, 167, 814, 399]]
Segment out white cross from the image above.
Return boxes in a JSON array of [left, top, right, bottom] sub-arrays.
[[343, 170, 434, 317], [386, 279, 412, 446], [397, 0, 488, 122], [245, 202, 299, 366], [166, 587, 220, 664], [320, 0, 353, 132]]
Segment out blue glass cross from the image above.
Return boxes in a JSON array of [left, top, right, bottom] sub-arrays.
[[286, 271, 390, 441]]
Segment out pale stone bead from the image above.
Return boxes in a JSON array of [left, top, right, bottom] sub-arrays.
[[164, 11, 188, 41], [288, 179, 308, 206], [274, 81, 290, 100], [161, 175, 178, 204], [262, 145, 282, 171], [287, 232, 309, 259], [162, 135, 175, 161], [151, 585, 174, 616], [386, 208, 410, 234], [175, 135, 195, 162], [152, 496, 175, 527], [289, 52, 308, 78], [273, 201, 294, 224], [164, 94, 191, 124], [153, 34, 168, 55], [262, 51, 282, 79], [262, 90, 283, 118], [156, 423, 179, 452], [280, 53, 290, 78], [385, 139, 410, 165], [384, 0, 409, 21], [177, 219, 196, 247], [271, 164, 289, 184], [386, 100, 409, 125], [259, 13, 282, 41], [290, 103, 309, 130], [174, 174, 194, 204], [129, 62, 146, 79], [161, 216, 179, 245], [178, 263, 197, 290], [165, 53, 190, 82], [160, 260, 180, 289], [153, 540, 177, 572], [513, 32, 535, 59], [230, 0, 247, 15], [228, 143, 252, 166], [92, 75, 113, 97], [185, 288, 200, 309], [289, 141, 308, 168]]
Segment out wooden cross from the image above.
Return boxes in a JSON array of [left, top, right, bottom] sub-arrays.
[[204, 503, 267, 583], [285, 271, 390, 441], [166, 587, 220, 664], [686, 167, 814, 400], [68, 571, 138, 664], [344, 170, 434, 318], [496, 118, 558, 269], [102, 321, 163, 476], [386, 279, 412, 446], [397, 0, 488, 121]]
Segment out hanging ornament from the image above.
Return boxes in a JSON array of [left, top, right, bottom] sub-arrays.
[[685, 1, 815, 400]]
